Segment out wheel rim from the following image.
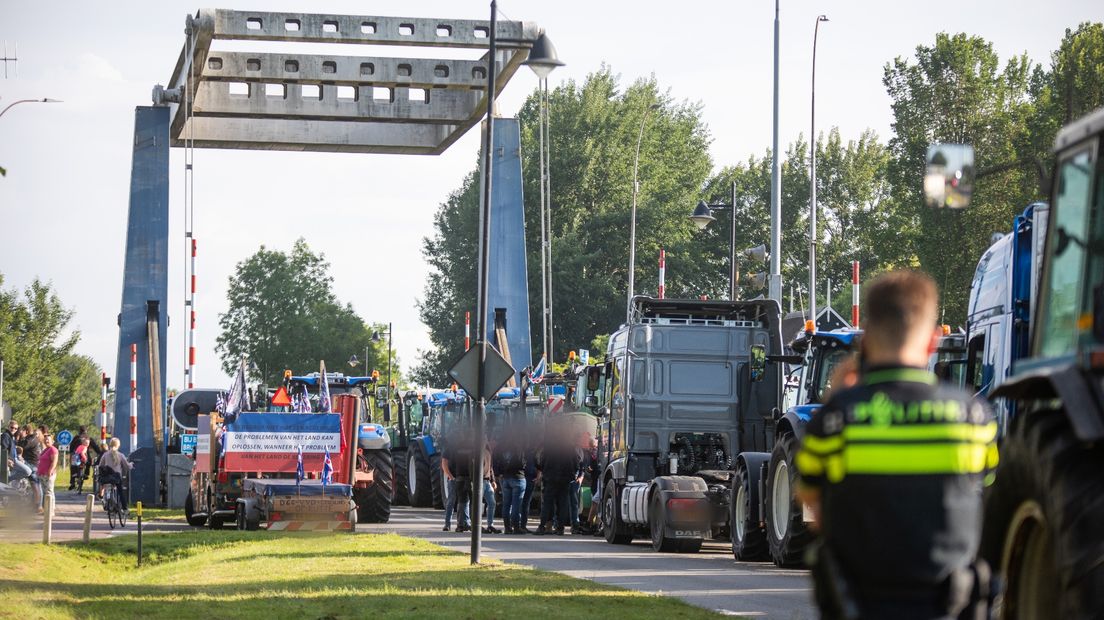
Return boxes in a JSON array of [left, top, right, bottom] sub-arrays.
[[771, 459, 791, 540], [604, 490, 615, 537], [734, 481, 748, 543], [1002, 500, 1059, 619], [408, 454, 418, 496]]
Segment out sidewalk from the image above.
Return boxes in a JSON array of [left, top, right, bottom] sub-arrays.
[[0, 486, 186, 543]]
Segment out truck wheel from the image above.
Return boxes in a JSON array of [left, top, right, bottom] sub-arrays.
[[430, 451, 445, 509], [731, 456, 769, 561], [980, 408, 1104, 619], [649, 491, 680, 552], [602, 482, 633, 545], [185, 491, 207, 527], [356, 449, 393, 523], [408, 443, 434, 508], [764, 433, 812, 567], [236, 505, 248, 531], [393, 447, 410, 506]]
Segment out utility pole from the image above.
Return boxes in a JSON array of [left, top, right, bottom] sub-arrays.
[[768, 0, 783, 305]]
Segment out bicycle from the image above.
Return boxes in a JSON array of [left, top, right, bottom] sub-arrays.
[[101, 482, 128, 528]]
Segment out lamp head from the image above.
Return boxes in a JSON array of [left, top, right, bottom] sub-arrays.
[[689, 201, 716, 231], [818, 14, 829, 22], [523, 33, 565, 80], [371, 331, 382, 343]]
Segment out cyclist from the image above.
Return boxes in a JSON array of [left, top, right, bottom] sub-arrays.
[[97, 438, 132, 510]]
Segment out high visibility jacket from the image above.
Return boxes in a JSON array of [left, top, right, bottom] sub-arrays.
[[797, 365, 997, 606]]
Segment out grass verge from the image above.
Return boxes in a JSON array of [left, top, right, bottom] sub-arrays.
[[0, 531, 722, 619]]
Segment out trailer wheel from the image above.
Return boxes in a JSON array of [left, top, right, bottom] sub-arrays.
[[355, 449, 394, 523], [393, 447, 410, 506], [184, 491, 207, 527], [765, 433, 812, 567], [731, 456, 769, 561], [408, 443, 434, 508], [649, 491, 679, 552], [235, 505, 257, 531], [430, 451, 446, 509], [980, 407, 1104, 619], [602, 482, 633, 545]]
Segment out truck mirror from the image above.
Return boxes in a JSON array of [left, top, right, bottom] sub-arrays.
[[596, 406, 610, 418], [585, 395, 598, 408], [750, 344, 767, 382], [586, 366, 602, 392], [924, 144, 975, 209]]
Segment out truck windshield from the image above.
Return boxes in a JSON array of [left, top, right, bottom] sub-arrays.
[[812, 348, 852, 403], [1037, 148, 1097, 358]]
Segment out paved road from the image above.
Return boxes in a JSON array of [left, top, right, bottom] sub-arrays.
[[375, 507, 815, 619], [0, 488, 188, 543]]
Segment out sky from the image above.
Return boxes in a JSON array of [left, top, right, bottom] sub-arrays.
[[0, 0, 1099, 390]]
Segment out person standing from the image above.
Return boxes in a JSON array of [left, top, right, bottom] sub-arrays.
[[796, 271, 998, 619], [35, 433, 59, 517], [1, 420, 16, 481], [494, 431, 527, 534], [520, 435, 540, 531], [442, 433, 474, 533], [480, 439, 499, 534], [68, 427, 88, 491], [536, 427, 581, 535], [21, 425, 43, 507]]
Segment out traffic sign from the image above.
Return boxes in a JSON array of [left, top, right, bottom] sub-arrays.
[[447, 342, 516, 400], [579, 349, 590, 365], [271, 386, 292, 407], [180, 433, 198, 456], [57, 430, 73, 447]]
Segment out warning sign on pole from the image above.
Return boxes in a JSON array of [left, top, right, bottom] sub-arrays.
[[271, 386, 292, 408]]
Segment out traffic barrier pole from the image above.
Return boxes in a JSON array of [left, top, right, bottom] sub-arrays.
[[100, 373, 108, 441], [465, 311, 471, 351], [83, 494, 94, 543], [42, 495, 53, 544], [658, 248, 666, 299], [130, 344, 138, 452], [851, 261, 860, 327], [187, 238, 197, 389]]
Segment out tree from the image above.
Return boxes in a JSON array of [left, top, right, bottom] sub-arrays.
[[216, 239, 397, 385], [0, 273, 102, 430], [884, 33, 1034, 322]]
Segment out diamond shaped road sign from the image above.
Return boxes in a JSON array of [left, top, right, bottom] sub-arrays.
[[447, 343, 516, 401]]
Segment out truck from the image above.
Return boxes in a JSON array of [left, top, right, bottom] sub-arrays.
[[926, 106, 1104, 617], [595, 297, 785, 554], [730, 325, 861, 566]]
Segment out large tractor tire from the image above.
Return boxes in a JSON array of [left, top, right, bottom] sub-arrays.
[[184, 491, 207, 527], [430, 451, 446, 509], [602, 481, 633, 545], [764, 433, 813, 567], [649, 491, 681, 553], [354, 449, 393, 523], [980, 408, 1104, 619], [408, 442, 434, 508], [392, 447, 410, 506], [731, 455, 770, 561]]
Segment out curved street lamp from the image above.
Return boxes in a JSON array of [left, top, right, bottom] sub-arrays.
[[809, 14, 829, 326], [626, 102, 661, 321], [0, 97, 61, 119]]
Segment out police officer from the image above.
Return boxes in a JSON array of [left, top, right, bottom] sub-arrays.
[[796, 270, 998, 619]]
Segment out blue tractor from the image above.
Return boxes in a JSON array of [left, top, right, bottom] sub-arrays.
[[406, 388, 468, 509], [731, 327, 861, 566]]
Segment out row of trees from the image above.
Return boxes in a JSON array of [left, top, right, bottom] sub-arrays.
[[414, 24, 1104, 383], [0, 273, 102, 431], [215, 239, 400, 387]]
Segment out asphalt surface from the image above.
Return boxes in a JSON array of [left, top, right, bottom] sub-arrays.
[[0, 487, 189, 543], [375, 507, 815, 619]]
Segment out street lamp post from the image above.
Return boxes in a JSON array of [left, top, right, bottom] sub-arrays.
[[689, 182, 739, 300], [371, 324, 393, 400], [769, 0, 783, 304], [809, 15, 829, 327], [0, 97, 61, 119], [626, 103, 661, 321]]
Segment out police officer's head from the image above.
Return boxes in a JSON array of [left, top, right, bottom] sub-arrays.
[[862, 270, 940, 367]]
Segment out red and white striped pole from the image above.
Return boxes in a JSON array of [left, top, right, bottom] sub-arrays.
[[851, 261, 860, 327], [187, 238, 197, 389], [100, 373, 108, 441], [658, 248, 666, 299], [129, 344, 138, 452], [465, 311, 471, 351]]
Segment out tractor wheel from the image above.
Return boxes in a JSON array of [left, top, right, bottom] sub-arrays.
[[649, 491, 680, 553], [355, 449, 393, 523], [430, 451, 445, 509], [764, 433, 812, 567], [980, 408, 1104, 619], [731, 457, 769, 561], [602, 482, 633, 545], [392, 447, 410, 506], [185, 491, 207, 527], [408, 443, 434, 508]]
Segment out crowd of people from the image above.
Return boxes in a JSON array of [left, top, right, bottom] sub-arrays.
[[439, 422, 601, 536], [2, 422, 133, 518]]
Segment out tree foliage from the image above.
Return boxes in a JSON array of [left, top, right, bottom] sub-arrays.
[[216, 239, 399, 386], [0, 273, 102, 431]]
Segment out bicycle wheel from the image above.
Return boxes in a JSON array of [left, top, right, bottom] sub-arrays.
[[118, 504, 128, 527], [108, 502, 117, 529]]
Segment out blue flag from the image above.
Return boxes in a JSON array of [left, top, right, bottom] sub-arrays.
[[296, 445, 304, 489], [531, 355, 547, 384], [319, 362, 332, 413], [321, 448, 333, 487]]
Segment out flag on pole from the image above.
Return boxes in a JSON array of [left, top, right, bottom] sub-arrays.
[[318, 361, 332, 413], [296, 445, 304, 493], [531, 355, 547, 384], [223, 358, 250, 423], [321, 448, 333, 488]]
